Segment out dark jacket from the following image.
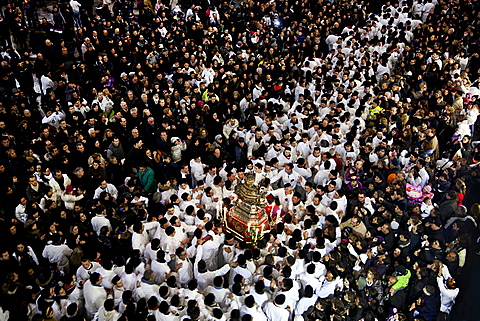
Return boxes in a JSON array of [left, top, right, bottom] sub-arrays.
[[417, 292, 440, 321]]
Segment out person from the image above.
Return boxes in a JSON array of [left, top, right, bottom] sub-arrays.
[[83, 272, 109, 319], [93, 180, 118, 200], [436, 263, 459, 321], [26, 176, 50, 203], [135, 164, 156, 194], [263, 294, 290, 321], [42, 233, 73, 274]]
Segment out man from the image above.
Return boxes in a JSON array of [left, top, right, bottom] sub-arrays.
[[190, 156, 206, 187], [26, 176, 50, 203], [0, 248, 19, 283], [340, 215, 367, 238], [93, 180, 118, 200], [410, 285, 440, 321], [91, 206, 111, 236], [42, 107, 66, 128], [263, 294, 290, 321], [240, 295, 268, 320], [83, 272, 108, 319], [76, 257, 102, 285], [437, 263, 459, 321], [316, 270, 343, 298], [135, 269, 160, 301], [136, 164, 156, 193], [438, 190, 458, 225], [223, 117, 239, 139], [194, 243, 237, 292], [71, 167, 86, 189], [106, 137, 125, 161], [42, 233, 73, 274], [271, 163, 303, 190]]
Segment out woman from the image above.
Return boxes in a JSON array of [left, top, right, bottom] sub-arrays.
[[12, 242, 39, 271], [406, 167, 422, 187], [24, 149, 42, 165], [102, 129, 115, 149], [88, 161, 107, 190], [208, 113, 223, 140], [66, 224, 87, 251], [363, 267, 384, 308]]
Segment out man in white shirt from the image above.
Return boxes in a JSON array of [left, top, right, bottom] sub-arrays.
[[240, 295, 268, 320], [263, 294, 291, 321], [83, 272, 109, 318], [194, 243, 237, 292], [91, 207, 111, 236], [76, 258, 102, 285], [42, 234, 73, 274], [316, 270, 342, 298], [42, 108, 66, 128], [437, 264, 459, 320], [271, 163, 304, 189], [93, 180, 118, 200]]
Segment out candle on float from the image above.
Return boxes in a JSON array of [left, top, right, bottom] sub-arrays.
[[260, 223, 264, 234], [247, 222, 251, 231]]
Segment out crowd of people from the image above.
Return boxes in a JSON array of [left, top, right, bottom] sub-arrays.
[[0, 0, 479, 320]]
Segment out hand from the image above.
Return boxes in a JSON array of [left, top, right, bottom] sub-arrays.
[[438, 263, 443, 277], [229, 262, 238, 267]]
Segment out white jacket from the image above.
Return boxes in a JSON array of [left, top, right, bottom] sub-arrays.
[[61, 192, 84, 210], [83, 280, 108, 318], [437, 276, 459, 313]]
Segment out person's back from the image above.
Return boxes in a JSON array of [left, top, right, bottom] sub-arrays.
[[263, 294, 290, 321]]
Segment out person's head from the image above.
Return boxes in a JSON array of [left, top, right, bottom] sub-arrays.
[[446, 278, 456, 289], [423, 285, 435, 296], [28, 176, 38, 186], [81, 257, 91, 269], [274, 294, 286, 306], [90, 272, 102, 284]]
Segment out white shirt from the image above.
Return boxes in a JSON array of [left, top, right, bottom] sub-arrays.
[[437, 275, 459, 313], [151, 260, 170, 284], [83, 280, 107, 317], [91, 215, 111, 236], [263, 301, 290, 321], [69, 0, 81, 12], [295, 295, 317, 316], [93, 183, 118, 200], [316, 277, 342, 298], [42, 244, 72, 266], [76, 262, 102, 283]]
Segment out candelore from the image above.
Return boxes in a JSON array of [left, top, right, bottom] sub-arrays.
[[277, 205, 283, 225], [216, 201, 222, 221]]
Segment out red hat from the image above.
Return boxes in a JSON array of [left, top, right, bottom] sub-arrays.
[[65, 185, 74, 193]]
